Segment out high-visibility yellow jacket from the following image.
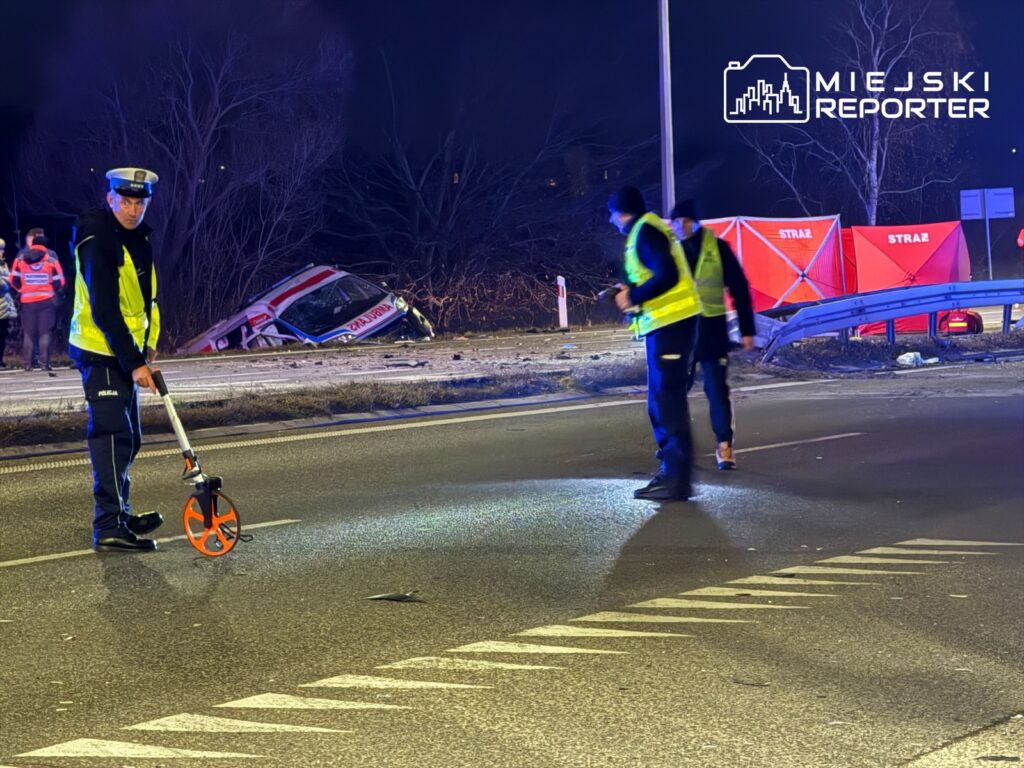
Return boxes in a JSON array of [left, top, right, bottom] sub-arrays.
[[623, 212, 702, 336], [693, 227, 726, 317]]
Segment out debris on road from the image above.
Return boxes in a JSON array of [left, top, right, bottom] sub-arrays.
[[385, 360, 429, 368], [896, 351, 940, 367], [365, 591, 426, 603], [732, 678, 770, 687]]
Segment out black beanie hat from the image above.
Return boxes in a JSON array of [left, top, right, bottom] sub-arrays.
[[608, 186, 648, 217], [669, 199, 701, 221]]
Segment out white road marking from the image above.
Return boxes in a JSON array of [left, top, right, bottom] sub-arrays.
[[729, 576, 880, 586], [0, 400, 642, 477], [378, 657, 564, 671], [0, 519, 300, 569], [734, 380, 837, 392], [571, 612, 755, 624], [775, 566, 927, 575], [300, 674, 490, 690], [895, 538, 1024, 547], [629, 598, 809, 610], [515, 625, 692, 638], [726, 432, 864, 456], [859, 547, 998, 557], [17, 739, 259, 758], [125, 714, 348, 733], [817, 555, 949, 565], [447, 641, 626, 655], [681, 587, 838, 598], [215, 694, 409, 710]]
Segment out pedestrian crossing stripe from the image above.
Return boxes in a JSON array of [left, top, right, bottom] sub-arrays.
[[629, 598, 809, 610], [859, 547, 997, 557], [729, 576, 880, 586], [300, 674, 491, 689], [681, 587, 838, 598], [378, 657, 564, 671], [215, 694, 410, 710], [895, 538, 1024, 547], [571, 611, 755, 624], [818, 556, 948, 565], [17, 739, 260, 758], [774, 566, 927, 575], [125, 714, 348, 733], [515, 625, 692, 638], [447, 641, 626, 654]]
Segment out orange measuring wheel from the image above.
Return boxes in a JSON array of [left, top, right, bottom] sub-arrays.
[[183, 490, 242, 557]]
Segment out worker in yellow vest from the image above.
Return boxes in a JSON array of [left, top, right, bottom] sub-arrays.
[[70, 168, 164, 551], [609, 186, 702, 501], [669, 200, 755, 471]]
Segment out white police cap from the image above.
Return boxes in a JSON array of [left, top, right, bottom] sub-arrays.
[[106, 167, 159, 198]]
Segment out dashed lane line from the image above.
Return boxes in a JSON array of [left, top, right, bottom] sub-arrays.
[[125, 714, 349, 733], [859, 547, 998, 556], [16, 739, 260, 759], [629, 598, 809, 610], [729, 576, 881, 586], [817, 555, 949, 565], [570, 612, 755, 624], [0, 519, 300, 569], [775, 566, 928, 575], [723, 431, 864, 456], [377, 657, 564, 671], [514, 625, 692, 638], [300, 674, 490, 690], [895, 538, 1024, 547], [681, 587, 838, 598], [215, 694, 410, 710], [447, 641, 626, 655]]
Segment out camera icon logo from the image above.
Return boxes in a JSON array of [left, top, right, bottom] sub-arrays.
[[724, 55, 810, 124]]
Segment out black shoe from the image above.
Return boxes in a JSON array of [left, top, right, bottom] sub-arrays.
[[633, 476, 692, 501], [94, 532, 158, 551], [126, 511, 164, 536]]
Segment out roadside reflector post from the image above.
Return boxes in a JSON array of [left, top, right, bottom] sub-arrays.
[[556, 276, 568, 329], [885, 319, 896, 346]]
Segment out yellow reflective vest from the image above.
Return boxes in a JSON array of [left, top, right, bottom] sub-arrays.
[[693, 227, 726, 317], [69, 242, 160, 359], [623, 212, 702, 337]]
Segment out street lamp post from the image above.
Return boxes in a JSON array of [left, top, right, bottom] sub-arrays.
[[658, 0, 675, 217]]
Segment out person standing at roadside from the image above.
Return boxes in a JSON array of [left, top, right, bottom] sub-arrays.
[[70, 167, 164, 551], [608, 186, 703, 501], [10, 234, 65, 371], [669, 200, 756, 470], [0, 239, 16, 368]]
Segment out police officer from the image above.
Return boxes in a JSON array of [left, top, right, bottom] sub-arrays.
[[609, 186, 702, 501], [669, 200, 755, 471], [70, 168, 163, 551]]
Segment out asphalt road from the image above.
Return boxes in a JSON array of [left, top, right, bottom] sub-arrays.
[[1, 367, 1023, 767]]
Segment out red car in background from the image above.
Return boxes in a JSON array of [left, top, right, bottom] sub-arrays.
[[938, 309, 984, 335]]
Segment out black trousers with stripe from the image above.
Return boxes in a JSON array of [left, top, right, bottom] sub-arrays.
[[78, 359, 143, 539]]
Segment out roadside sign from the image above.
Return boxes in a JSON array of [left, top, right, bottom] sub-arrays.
[[960, 186, 1016, 279], [960, 189, 983, 220], [983, 187, 1015, 219]]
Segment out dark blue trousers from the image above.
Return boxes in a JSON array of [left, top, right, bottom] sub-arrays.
[[688, 355, 734, 444], [645, 316, 698, 485], [79, 360, 142, 540]]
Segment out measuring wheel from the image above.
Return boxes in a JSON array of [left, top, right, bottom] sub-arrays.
[[183, 488, 242, 557]]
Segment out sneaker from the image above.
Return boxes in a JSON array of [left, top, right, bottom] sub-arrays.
[[716, 442, 737, 471], [633, 474, 692, 501]]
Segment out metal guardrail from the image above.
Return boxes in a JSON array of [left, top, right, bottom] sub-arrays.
[[762, 280, 1024, 361]]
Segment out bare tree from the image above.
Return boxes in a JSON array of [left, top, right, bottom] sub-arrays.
[[18, 5, 350, 344], [743, 0, 968, 225]]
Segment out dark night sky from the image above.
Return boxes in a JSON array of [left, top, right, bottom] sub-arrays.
[[1, 0, 1021, 247]]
